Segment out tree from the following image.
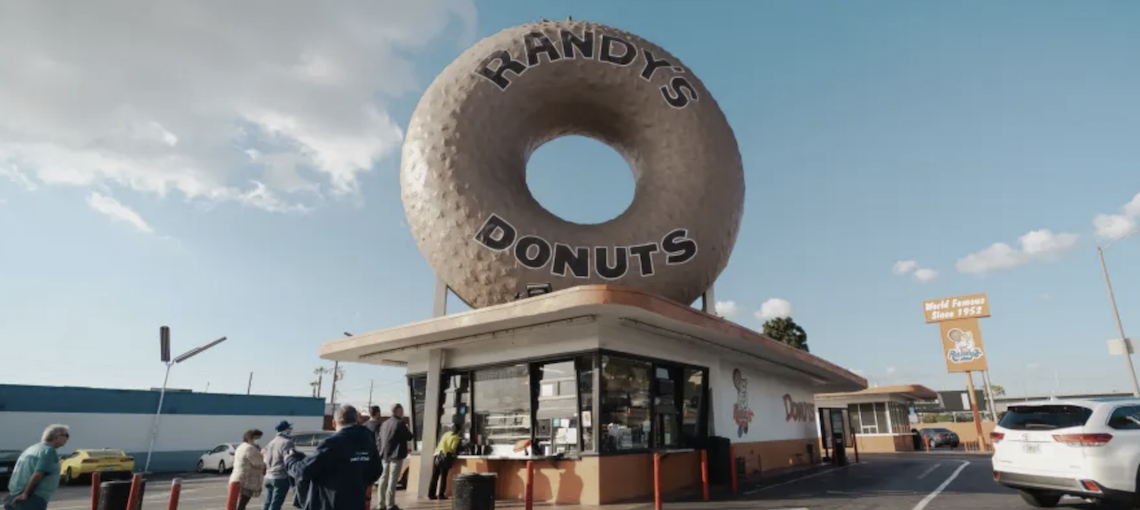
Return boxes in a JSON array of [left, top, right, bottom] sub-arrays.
[[991, 384, 1006, 396], [762, 317, 809, 352]]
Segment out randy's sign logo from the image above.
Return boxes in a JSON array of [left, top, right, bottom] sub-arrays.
[[946, 328, 984, 364], [474, 214, 698, 280]]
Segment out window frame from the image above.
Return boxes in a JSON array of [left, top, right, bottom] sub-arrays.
[[408, 349, 710, 457]]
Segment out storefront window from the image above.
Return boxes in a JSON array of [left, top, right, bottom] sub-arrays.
[[473, 364, 531, 456], [889, 402, 911, 433], [858, 403, 877, 434], [682, 368, 704, 440], [440, 373, 471, 444], [577, 356, 595, 452], [874, 402, 890, 433], [536, 360, 579, 455], [654, 366, 681, 448], [409, 376, 427, 451], [847, 404, 861, 432], [600, 356, 651, 452]]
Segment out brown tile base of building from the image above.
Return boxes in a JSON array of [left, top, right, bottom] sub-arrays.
[[403, 437, 819, 506]]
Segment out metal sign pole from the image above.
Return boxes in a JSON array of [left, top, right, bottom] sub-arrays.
[[965, 371, 984, 445]]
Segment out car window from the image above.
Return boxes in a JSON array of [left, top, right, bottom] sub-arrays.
[[293, 434, 312, 447], [0, 451, 20, 462], [1108, 406, 1140, 430], [211, 445, 227, 454], [999, 405, 1093, 431]]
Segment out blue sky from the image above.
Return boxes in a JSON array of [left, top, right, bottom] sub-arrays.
[[3, 0, 1140, 410]]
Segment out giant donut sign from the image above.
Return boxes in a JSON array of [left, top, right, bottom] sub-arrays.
[[401, 21, 745, 308]]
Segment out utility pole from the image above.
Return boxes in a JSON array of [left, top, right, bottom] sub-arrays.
[[247, 372, 253, 395], [368, 379, 374, 409], [329, 361, 340, 408], [1098, 239, 1140, 397]]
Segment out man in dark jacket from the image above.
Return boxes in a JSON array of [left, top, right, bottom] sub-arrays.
[[375, 404, 413, 510], [286, 405, 382, 510]]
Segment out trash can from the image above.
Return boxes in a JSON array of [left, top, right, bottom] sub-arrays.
[[98, 479, 145, 510], [452, 473, 496, 510]]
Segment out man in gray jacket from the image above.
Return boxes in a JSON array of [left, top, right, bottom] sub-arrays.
[[375, 405, 413, 510], [262, 421, 296, 510]]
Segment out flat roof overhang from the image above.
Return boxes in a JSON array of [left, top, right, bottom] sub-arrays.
[[816, 384, 939, 405], [318, 285, 867, 392]]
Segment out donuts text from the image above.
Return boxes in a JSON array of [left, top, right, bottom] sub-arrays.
[[473, 213, 699, 279], [474, 28, 700, 109]]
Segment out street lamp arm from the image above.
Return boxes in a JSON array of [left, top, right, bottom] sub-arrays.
[[1101, 228, 1140, 251]]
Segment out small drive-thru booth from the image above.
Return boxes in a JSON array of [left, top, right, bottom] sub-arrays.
[[815, 384, 939, 453], [319, 286, 865, 505]]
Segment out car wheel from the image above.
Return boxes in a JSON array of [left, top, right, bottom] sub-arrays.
[[219, 461, 227, 474], [1019, 489, 1062, 508], [197, 460, 205, 473], [64, 468, 74, 485]]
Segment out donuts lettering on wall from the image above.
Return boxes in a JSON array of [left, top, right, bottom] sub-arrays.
[[401, 20, 745, 308], [473, 28, 700, 109]]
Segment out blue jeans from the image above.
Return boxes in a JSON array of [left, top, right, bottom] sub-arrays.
[[4, 495, 48, 510], [262, 478, 290, 510]]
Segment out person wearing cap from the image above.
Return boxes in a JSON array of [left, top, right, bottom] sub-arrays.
[[262, 420, 296, 510]]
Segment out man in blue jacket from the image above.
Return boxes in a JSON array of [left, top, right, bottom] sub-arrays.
[[286, 405, 382, 510]]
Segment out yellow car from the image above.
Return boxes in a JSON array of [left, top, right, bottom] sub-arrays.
[[60, 449, 135, 484]]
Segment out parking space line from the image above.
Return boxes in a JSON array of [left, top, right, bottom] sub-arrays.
[[911, 461, 969, 510], [742, 463, 863, 495], [917, 463, 941, 479]]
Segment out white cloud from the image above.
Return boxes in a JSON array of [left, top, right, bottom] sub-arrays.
[[884, 367, 898, 376], [86, 192, 153, 234], [1026, 362, 1041, 371], [956, 229, 1079, 275], [912, 268, 939, 282], [0, 1, 476, 213], [755, 298, 793, 321], [714, 300, 739, 318], [893, 260, 918, 274], [1094, 192, 1140, 241], [0, 166, 38, 191]]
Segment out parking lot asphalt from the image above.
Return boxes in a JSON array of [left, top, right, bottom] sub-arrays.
[[40, 453, 1113, 510]]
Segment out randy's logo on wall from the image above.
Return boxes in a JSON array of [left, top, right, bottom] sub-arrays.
[[783, 394, 816, 423], [473, 28, 700, 109], [474, 213, 698, 279], [731, 369, 753, 438]]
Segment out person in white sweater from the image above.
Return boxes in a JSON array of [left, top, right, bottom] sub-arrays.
[[230, 429, 267, 510]]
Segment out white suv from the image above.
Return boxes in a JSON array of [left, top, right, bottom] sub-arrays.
[[992, 398, 1140, 508]]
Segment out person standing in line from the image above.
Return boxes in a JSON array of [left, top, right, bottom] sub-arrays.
[[262, 421, 296, 510], [375, 404, 412, 510], [286, 405, 382, 510], [363, 407, 383, 438], [5, 425, 70, 510], [231, 429, 267, 510], [427, 424, 462, 501]]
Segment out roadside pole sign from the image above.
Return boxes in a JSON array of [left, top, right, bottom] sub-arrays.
[[923, 293, 994, 445]]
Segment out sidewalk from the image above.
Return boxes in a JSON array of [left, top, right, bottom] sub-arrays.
[[391, 461, 846, 510]]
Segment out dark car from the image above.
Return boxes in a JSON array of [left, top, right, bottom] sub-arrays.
[[0, 449, 21, 490], [919, 428, 960, 448]]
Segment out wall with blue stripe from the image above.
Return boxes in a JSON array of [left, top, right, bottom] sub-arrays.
[[0, 385, 325, 473]]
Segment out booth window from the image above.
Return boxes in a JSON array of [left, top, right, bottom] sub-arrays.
[[409, 376, 427, 451], [473, 364, 530, 456], [535, 360, 579, 455], [440, 373, 471, 444], [654, 366, 682, 448], [599, 355, 651, 452], [577, 356, 595, 452], [682, 368, 705, 440], [888, 402, 910, 433]]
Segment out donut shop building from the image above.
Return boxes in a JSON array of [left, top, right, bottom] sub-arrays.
[[319, 286, 865, 505]]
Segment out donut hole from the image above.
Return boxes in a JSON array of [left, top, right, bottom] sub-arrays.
[[525, 135, 635, 225]]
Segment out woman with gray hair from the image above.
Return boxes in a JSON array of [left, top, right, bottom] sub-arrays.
[[5, 424, 70, 510]]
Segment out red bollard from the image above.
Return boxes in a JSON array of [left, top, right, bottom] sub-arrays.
[[225, 481, 241, 510], [524, 461, 534, 510], [653, 453, 662, 510], [729, 446, 738, 495], [168, 478, 182, 510], [126, 474, 143, 510], [853, 435, 860, 464], [700, 450, 709, 502], [90, 472, 102, 510]]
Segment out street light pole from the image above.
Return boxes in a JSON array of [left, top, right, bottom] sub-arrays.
[[144, 334, 228, 473], [1098, 240, 1140, 398]]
